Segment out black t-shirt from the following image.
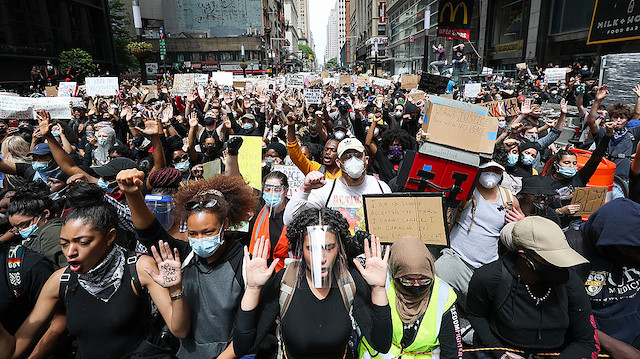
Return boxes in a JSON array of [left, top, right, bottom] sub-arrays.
[[15, 162, 36, 182], [0, 243, 54, 334]]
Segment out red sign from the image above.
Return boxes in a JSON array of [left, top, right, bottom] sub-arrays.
[[410, 35, 414, 42], [379, 2, 386, 24]]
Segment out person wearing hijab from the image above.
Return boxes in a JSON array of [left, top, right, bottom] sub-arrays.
[[358, 236, 461, 359], [92, 126, 116, 166]]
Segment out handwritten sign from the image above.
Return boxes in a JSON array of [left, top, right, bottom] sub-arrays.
[[0, 96, 82, 119], [464, 83, 482, 98], [418, 73, 450, 94], [211, 71, 234, 86], [370, 77, 392, 87], [544, 68, 568, 83], [423, 101, 497, 153], [233, 81, 246, 88], [363, 193, 448, 245], [172, 73, 195, 96], [271, 165, 305, 198], [45, 86, 58, 97], [286, 74, 305, 89], [304, 89, 322, 105], [202, 159, 222, 179], [32, 97, 83, 119], [570, 186, 607, 216], [357, 76, 370, 86], [407, 91, 426, 103], [479, 97, 519, 117], [0, 96, 33, 119], [233, 135, 263, 190], [400, 75, 420, 90], [85, 77, 118, 96], [58, 82, 77, 97], [339, 75, 351, 87]]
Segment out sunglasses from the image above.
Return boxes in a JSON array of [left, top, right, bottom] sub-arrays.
[[172, 154, 189, 164], [184, 198, 218, 211]]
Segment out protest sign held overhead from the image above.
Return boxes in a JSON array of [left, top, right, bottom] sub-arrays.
[[418, 73, 450, 94], [85, 77, 118, 96], [303, 89, 322, 105]]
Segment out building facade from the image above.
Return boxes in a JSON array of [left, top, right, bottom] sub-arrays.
[[350, 0, 388, 74], [326, 9, 339, 62]]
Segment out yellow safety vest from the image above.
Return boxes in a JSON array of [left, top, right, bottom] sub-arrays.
[[358, 277, 457, 359]]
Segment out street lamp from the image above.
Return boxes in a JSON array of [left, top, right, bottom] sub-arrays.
[[132, 0, 147, 84]]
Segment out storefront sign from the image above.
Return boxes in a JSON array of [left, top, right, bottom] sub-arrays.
[[437, 0, 474, 40], [587, 0, 640, 44], [492, 40, 523, 54], [379, 2, 386, 24]]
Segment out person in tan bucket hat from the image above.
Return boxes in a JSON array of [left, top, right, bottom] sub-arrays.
[[466, 217, 598, 358]]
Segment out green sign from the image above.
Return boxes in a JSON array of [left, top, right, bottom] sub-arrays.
[[159, 39, 166, 56]]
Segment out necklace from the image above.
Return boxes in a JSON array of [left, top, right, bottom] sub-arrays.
[[525, 284, 551, 306]]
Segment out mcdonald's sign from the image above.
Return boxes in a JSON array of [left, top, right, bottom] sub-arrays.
[[437, 0, 474, 41]]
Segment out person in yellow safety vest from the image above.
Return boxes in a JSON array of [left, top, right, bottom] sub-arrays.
[[359, 236, 463, 359]]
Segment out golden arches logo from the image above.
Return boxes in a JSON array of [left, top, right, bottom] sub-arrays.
[[439, 2, 468, 24]]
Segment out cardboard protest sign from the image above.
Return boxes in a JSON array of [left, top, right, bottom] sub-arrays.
[[211, 71, 234, 86], [423, 100, 497, 154], [400, 75, 420, 90], [233, 135, 262, 190], [172, 73, 195, 96], [357, 76, 369, 86], [194, 73, 209, 95], [286, 74, 305, 89], [58, 82, 77, 97], [544, 68, 568, 83], [370, 77, 392, 87], [202, 159, 222, 179], [407, 91, 425, 103], [45, 86, 58, 97], [321, 72, 329, 78], [304, 89, 322, 105], [479, 97, 519, 117], [233, 81, 246, 88], [363, 193, 448, 245], [85, 77, 118, 96], [418, 73, 450, 94], [570, 187, 607, 216], [429, 96, 489, 115], [339, 75, 351, 87], [464, 83, 482, 98], [271, 165, 305, 198]]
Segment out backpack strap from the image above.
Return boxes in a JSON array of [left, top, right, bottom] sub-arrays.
[[492, 262, 514, 312], [337, 270, 356, 311], [318, 164, 327, 176], [498, 186, 514, 211], [279, 260, 300, 319], [126, 251, 143, 295], [58, 266, 74, 300], [7, 244, 25, 298], [324, 179, 338, 208]]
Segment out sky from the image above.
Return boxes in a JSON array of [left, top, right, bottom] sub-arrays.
[[309, 0, 336, 64]]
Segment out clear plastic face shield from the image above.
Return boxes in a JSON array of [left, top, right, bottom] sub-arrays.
[[305, 225, 336, 288]]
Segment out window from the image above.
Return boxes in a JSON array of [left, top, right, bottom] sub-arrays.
[[549, 0, 596, 34]]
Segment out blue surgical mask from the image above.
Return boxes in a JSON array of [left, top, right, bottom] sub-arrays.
[[263, 192, 283, 208], [97, 138, 107, 146], [521, 154, 535, 165], [557, 165, 577, 178], [51, 131, 60, 137], [507, 153, 519, 166], [19, 216, 41, 239], [32, 161, 49, 172], [97, 178, 117, 193], [524, 134, 538, 142], [242, 123, 253, 131], [188, 231, 224, 258], [174, 160, 190, 173]]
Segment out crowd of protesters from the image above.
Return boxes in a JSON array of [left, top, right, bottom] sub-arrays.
[[0, 60, 638, 359]]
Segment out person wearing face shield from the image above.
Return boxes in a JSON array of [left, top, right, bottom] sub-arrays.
[[358, 236, 462, 359], [120, 170, 258, 359], [435, 161, 524, 309], [283, 138, 391, 234], [467, 217, 597, 359]]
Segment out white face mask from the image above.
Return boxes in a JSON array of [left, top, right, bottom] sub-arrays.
[[342, 156, 365, 179], [273, 124, 281, 133], [479, 171, 501, 189]]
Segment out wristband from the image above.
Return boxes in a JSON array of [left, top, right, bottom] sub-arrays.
[[170, 290, 184, 300]]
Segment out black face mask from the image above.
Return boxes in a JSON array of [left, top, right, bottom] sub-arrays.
[[401, 283, 431, 296], [204, 145, 217, 155], [339, 108, 348, 115], [526, 255, 569, 284], [530, 114, 541, 119]]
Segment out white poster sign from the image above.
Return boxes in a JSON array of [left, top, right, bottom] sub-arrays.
[[286, 74, 305, 89], [0, 95, 83, 119], [544, 68, 568, 83], [304, 89, 322, 105], [58, 82, 77, 97], [271, 165, 305, 198], [211, 71, 234, 86], [85, 77, 119, 96], [464, 83, 482, 98], [370, 77, 392, 87]]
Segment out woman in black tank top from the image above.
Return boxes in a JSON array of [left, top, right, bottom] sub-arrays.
[[0, 184, 190, 359]]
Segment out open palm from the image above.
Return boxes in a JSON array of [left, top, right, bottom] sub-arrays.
[[353, 235, 389, 288], [146, 240, 182, 288], [245, 236, 278, 288]]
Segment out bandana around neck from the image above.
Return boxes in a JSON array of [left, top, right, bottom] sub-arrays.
[[78, 245, 125, 303], [611, 128, 629, 146]]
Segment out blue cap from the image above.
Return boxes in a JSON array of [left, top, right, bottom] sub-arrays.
[[337, 99, 350, 108], [28, 143, 51, 156]]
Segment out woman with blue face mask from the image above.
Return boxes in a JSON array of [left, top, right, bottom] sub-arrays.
[[546, 122, 615, 227], [249, 171, 290, 273], [118, 169, 258, 359]]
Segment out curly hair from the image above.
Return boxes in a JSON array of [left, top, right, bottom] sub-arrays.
[[380, 127, 412, 151], [285, 207, 352, 255], [607, 102, 633, 120], [174, 175, 258, 225], [7, 181, 53, 217]]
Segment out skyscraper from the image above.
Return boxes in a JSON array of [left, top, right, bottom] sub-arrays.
[[325, 8, 338, 61]]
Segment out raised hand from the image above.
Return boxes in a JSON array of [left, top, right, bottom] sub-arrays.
[[244, 236, 279, 289], [35, 109, 51, 136], [520, 99, 532, 115], [604, 121, 615, 137], [595, 85, 608, 101], [145, 240, 182, 289], [353, 235, 389, 288], [116, 168, 145, 194], [135, 118, 161, 136], [302, 171, 326, 193], [188, 112, 199, 128], [560, 98, 567, 114], [186, 88, 197, 103], [634, 84, 640, 98]]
